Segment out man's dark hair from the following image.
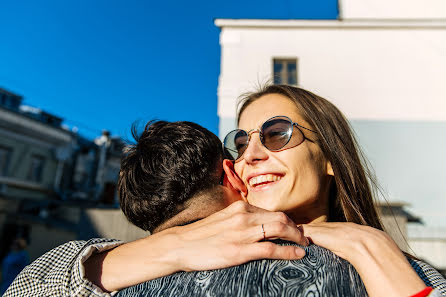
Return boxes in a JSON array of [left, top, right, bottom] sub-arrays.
[[118, 120, 223, 232]]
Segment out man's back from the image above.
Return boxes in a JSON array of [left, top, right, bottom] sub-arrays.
[[117, 244, 367, 297]]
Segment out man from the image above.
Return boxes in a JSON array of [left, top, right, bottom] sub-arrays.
[[93, 120, 368, 297], [4, 120, 367, 297]]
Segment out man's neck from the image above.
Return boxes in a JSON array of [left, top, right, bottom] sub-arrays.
[[153, 187, 227, 233]]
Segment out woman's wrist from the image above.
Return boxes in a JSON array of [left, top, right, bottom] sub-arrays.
[[349, 229, 426, 297], [85, 231, 184, 292], [303, 223, 427, 297], [409, 287, 433, 297]]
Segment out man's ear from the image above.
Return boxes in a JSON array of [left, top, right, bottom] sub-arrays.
[[326, 161, 334, 176], [222, 159, 248, 198]]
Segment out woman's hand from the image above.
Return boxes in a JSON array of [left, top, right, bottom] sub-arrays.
[[302, 222, 426, 297], [85, 201, 308, 292], [171, 200, 308, 271]]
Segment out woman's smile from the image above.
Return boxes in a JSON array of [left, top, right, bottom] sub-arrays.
[[247, 173, 284, 191]]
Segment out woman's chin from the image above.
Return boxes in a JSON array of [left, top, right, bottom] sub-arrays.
[[247, 196, 282, 212]]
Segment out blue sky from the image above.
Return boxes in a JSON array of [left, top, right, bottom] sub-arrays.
[[0, 0, 337, 140]]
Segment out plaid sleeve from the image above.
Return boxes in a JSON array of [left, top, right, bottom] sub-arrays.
[[3, 238, 123, 297], [409, 258, 446, 296], [430, 289, 444, 297]]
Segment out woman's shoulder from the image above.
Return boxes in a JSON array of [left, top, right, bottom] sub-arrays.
[[408, 257, 446, 296]]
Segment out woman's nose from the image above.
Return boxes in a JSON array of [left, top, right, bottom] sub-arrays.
[[242, 132, 269, 164]]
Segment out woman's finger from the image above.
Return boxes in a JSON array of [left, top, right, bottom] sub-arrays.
[[301, 222, 392, 262], [299, 224, 347, 258], [241, 222, 309, 246], [242, 241, 306, 261]]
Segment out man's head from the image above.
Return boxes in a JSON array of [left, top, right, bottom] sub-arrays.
[[118, 120, 243, 233]]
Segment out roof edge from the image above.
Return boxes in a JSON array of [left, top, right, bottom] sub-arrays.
[[214, 18, 446, 29]]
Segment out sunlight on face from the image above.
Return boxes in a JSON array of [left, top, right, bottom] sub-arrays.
[[235, 94, 333, 223]]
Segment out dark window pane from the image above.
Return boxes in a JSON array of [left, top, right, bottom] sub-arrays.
[[273, 62, 283, 84], [28, 155, 45, 183], [0, 147, 12, 176], [287, 62, 297, 85], [273, 62, 283, 73], [274, 76, 282, 84]]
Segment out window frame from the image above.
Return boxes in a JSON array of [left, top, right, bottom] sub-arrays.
[[272, 58, 298, 86], [27, 155, 45, 183]]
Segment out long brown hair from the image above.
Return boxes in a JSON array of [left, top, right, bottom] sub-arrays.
[[237, 84, 384, 231]]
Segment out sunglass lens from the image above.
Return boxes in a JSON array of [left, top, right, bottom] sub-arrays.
[[262, 118, 293, 150], [223, 129, 249, 160]]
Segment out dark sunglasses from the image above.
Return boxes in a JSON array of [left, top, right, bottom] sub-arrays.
[[223, 116, 317, 161]]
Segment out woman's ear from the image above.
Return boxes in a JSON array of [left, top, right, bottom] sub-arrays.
[[326, 161, 334, 176], [222, 159, 248, 199]]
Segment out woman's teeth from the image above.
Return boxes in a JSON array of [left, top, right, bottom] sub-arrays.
[[249, 174, 282, 187]]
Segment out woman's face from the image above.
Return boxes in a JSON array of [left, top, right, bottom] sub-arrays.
[[234, 93, 333, 223]]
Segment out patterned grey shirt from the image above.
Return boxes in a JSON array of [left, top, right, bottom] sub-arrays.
[[117, 243, 367, 297], [116, 242, 446, 297], [3, 239, 446, 297]]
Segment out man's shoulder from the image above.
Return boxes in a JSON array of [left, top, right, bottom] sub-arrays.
[[24, 238, 120, 276], [3, 238, 122, 297], [117, 243, 367, 297]]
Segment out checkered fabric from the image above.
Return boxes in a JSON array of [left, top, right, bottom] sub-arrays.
[[3, 238, 123, 297], [409, 258, 446, 296], [430, 290, 443, 297]]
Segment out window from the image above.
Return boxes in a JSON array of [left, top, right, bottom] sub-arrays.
[[273, 58, 298, 85], [0, 146, 12, 176], [27, 155, 45, 183]]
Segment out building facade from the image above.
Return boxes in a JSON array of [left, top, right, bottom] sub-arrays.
[[0, 87, 147, 261]]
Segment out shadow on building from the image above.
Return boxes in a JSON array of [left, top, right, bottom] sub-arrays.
[[0, 87, 148, 262]]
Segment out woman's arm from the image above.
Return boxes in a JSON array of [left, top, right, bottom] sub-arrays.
[[302, 222, 427, 297], [85, 201, 309, 292], [3, 239, 123, 297]]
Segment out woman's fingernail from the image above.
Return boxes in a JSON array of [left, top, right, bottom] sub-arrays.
[[295, 247, 305, 257]]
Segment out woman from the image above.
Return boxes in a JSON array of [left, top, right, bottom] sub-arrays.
[[93, 84, 444, 296], [225, 84, 445, 297]]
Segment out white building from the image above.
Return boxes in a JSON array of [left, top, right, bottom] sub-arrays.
[[216, 0, 446, 273]]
